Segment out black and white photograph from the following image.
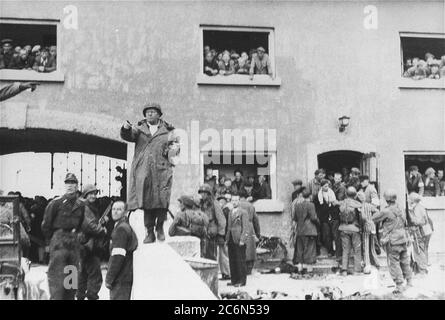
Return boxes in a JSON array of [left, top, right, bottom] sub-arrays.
[[0, 0, 444, 305]]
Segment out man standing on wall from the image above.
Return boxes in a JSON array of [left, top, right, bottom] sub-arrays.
[[120, 103, 180, 244]]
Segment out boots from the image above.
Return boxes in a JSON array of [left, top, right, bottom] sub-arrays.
[[155, 216, 165, 242], [143, 214, 156, 244], [143, 227, 156, 244]]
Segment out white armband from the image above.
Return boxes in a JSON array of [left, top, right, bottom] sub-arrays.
[[111, 248, 126, 256]]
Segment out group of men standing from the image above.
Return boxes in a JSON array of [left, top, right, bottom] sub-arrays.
[[169, 183, 261, 288], [291, 167, 434, 293], [41, 173, 137, 300]]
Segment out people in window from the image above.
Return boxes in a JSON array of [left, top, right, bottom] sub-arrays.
[[422, 167, 440, 197], [231, 169, 245, 194], [403, 51, 445, 80], [0, 38, 14, 69], [0, 38, 56, 72], [204, 51, 219, 76], [202, 45, 274, 78], [9, 48, 33, 70], [33, 47, 56, 73], [249, 46, 273, 80], [256, 175, 271, 200], [438, 170, 445, 196], [218, 52, 236, 76]]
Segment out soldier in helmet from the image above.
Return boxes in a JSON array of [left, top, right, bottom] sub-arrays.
[[373, 189, 413, 293], [41, 173, 105, 300], [76, 184, 107, 300], [198, 183, 226, 261], [168, 195, 209, 257], [120, 102, 180, 244], [338, 187, 363, 276]]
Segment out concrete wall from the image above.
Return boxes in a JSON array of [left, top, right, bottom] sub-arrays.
[[1, 0, 444, 243]]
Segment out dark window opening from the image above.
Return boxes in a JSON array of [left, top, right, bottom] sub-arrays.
[[404, 154, 445, 197], [202, 29, 274, 77], [0, 23, 57, 72], [401, 36, 445, 80], [203, 151, 272, 200]]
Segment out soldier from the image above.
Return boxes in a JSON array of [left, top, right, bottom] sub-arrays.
[[105, 201, 138, 300], [76, 184, 107, 300], [168, 195, 209, 257], [120, 103, 180, 244], [198, 184, 226, 261], [373, 190, 413, 293], [41, 173, 104, 300], [338, 187, 362, 276]]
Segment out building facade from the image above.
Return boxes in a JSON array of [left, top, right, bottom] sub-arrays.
[[1, 0, 444, 253]]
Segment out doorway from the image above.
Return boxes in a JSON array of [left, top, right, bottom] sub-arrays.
[[317, 150, 378, 185]]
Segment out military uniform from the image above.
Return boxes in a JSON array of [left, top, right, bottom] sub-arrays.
[[338, 198, 362, 273], [77, 192, 106, 300], [105, 217, 138, 300], [41, 193, 86, 300], [373, 203, 412, 289]]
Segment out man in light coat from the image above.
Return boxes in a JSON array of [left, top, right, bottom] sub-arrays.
[[120, 103, 180, 244]]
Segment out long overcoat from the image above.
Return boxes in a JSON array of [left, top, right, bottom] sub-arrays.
[[120, 119, 179, 211]]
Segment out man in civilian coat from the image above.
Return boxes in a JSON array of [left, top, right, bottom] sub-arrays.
[[238, 189, 261, 275], [120, 103, 180, 244], [226, 194, 250, 287]]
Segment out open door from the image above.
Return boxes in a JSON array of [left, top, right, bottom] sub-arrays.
[[361, 152, 379, 191]]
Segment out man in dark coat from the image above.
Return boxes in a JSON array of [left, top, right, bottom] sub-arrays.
[[238, 189, 261, 275], [105, 201, 138, 300], [120, 103, 180, 244], [293, 189, 319, 273], [226, 194, 250, 287], [41, 173, 104, 300], [76, 184, 107, 300]]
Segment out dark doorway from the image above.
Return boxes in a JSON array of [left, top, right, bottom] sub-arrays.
[[317, 150, 363, 176]]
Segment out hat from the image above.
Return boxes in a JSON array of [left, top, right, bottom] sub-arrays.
[[82, 184, 98, 198], [31, 45, 41, 53], [1, 39, 12, 45], [142, 103, 162, 117], [198, 184, 212, 195], [230, 53, 240, 59], [257, 46, 266, 52], [178, 195, 195, 208], [216, 195, 226, 201], [64, 173, 78, 184], [292, 179, 303, 186]]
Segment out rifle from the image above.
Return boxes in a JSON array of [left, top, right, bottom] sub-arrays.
[[99, 201, 113, 225]]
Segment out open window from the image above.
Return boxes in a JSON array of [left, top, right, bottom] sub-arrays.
[[399, 32, 445, 89], [197, 25, 281, 86], [200, 151, 281, 210], [0, 18, 64, 82]]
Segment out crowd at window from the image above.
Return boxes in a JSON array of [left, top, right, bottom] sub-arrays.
[[0, 38, 57, 72], [403, 52, 445, 80], [204, 168, 272, 201], [405, 166, 445, 197], [203, 45, 274, 79]]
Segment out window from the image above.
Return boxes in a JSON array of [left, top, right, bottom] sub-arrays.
[[0, 18, 63, 82], [404, 152, 445, 198], [201, 151, 277, 200], [399, 32, 445, 89], [198, 25, 281, 86]]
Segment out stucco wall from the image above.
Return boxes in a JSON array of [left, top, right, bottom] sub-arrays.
[[1, 0, 444, 242]]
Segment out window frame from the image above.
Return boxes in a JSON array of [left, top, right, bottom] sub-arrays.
[[199, 150, 278, 201], [197, 24, 281, 86], [402, 150, 445, 209], [0, 17, 64, 82], [399, 31, 445, 89]]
